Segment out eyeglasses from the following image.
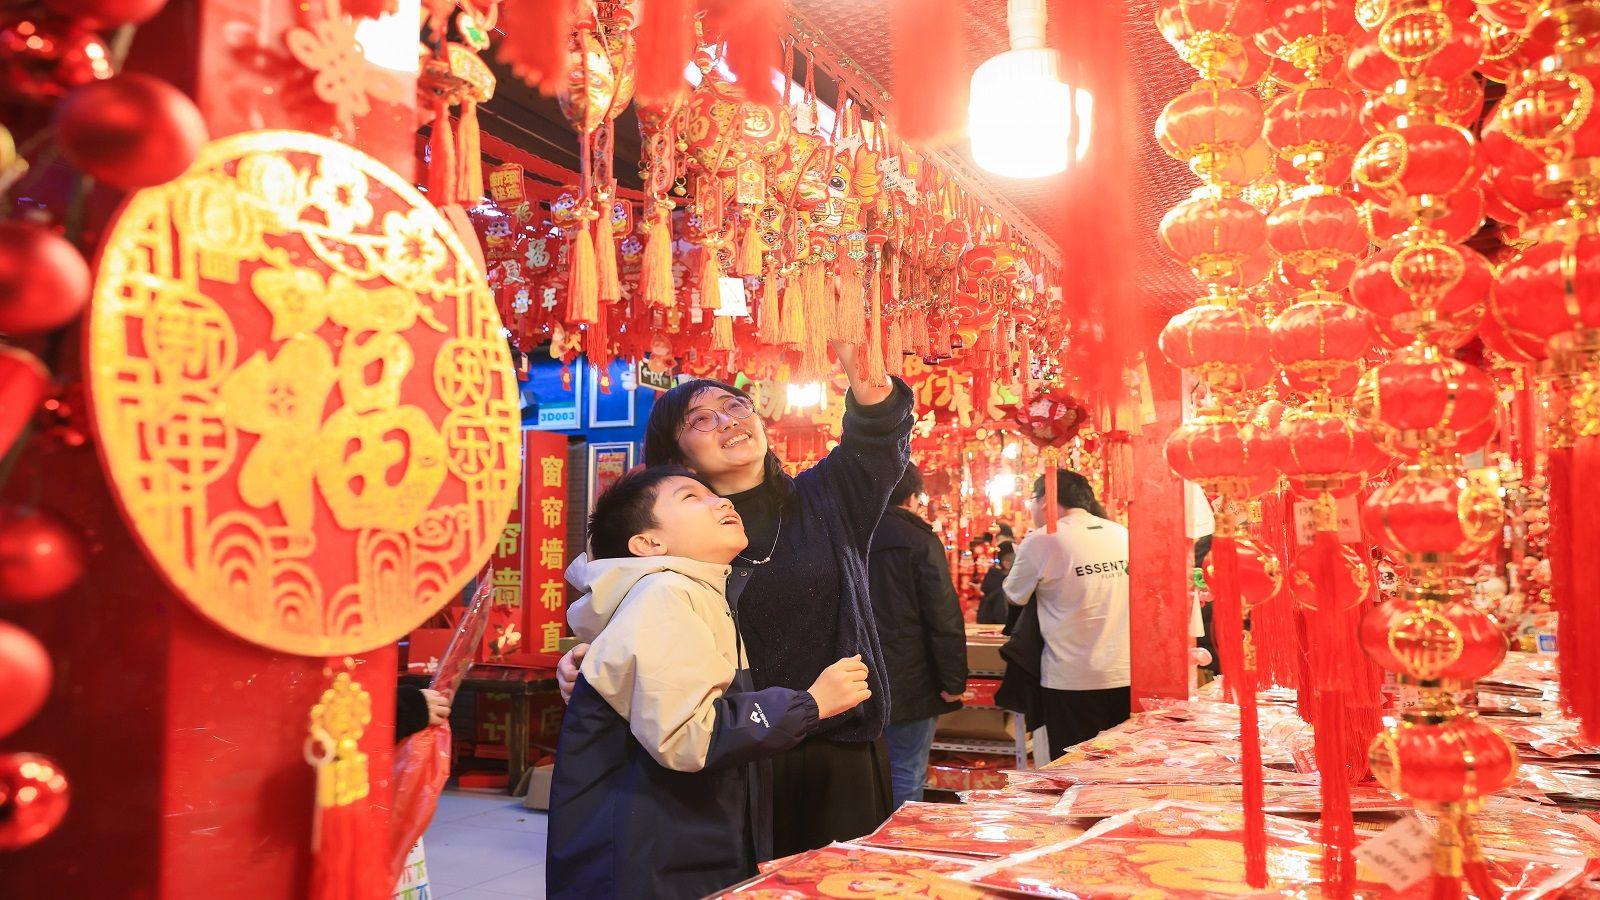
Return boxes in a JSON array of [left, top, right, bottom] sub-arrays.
[[682, 396, 756, 433]]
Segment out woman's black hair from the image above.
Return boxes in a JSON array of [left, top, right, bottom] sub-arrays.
[[1031, 469, 1109, 519], [642, 378, 790, 493]]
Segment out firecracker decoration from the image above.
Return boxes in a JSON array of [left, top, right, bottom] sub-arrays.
[[82, 130, 519, 657]]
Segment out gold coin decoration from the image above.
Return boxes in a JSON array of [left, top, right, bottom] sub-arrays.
[[87, 130, 519, 656]]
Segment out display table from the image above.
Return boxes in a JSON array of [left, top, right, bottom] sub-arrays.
[[401, 665, 558, 793]]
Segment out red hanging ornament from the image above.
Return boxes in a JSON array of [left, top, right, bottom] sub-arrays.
[[1353, 348, 1497, 460], [1269, 296, 1376, 397], [1360, 598, 1506, 686], [0, 221, 92, 336], [1158, 194, 1267, 287], [42, 0, 170, 27], [1362, 467, 1500, 566], [1353, 122, 1485, 211], [0, 15, 113, 104], [1157, 80, 1265, 185], [54, 73, 208, 191], [0, 346, 48, 461], [0, 622, 51, 740], [0, 505, 86, 605], [1368, 715, 1517, 807], [1265, 192, 1369, 292], [0, 752, 69, 850], [1159, 303, 1273, 394], [1262, 85, 1361, 187]]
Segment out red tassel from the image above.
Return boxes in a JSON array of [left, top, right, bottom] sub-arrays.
[[640, 203, 675, 309], [1305, 523, 1360, 898], [1044, 465, 1060, 534], [427, 96, 456, 202], [592, 298, 613, 375], [756, 271, 782, 345], [885, 313, 905, 376], [456, 100, 483, 204], [801, 260, 832, 377], [1209, 532, 1268, 887], [498, 0, 575, 95], [1460, 818, 1501, 900], [1564, 429, 1600, 742], [635, 0, 694, 109], [700, 0, 781, 106], [890, 0, 967, 144], [836, 257, 867, 345]]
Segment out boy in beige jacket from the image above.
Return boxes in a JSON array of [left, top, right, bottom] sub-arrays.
[[547, 466, 870, 900]]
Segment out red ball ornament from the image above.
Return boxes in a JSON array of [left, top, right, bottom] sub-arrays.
[[1254, 0, 1358, 80], [1345, 5, 1483, 93], [54, 73, 208, 191], [42, 0, 169, 27], [0, 346, 49, 460], [0, 621, 50, 739], [0, 752, 70, 850], [1156, 0, 1268, 82], [1362, 467, 1500, 564], [1265, 191, 1370, 291], [1354, 349, 1497, 459], [1205, 535, 1283, 610], [1361, 598, 1506, 683], [0, 15, 112, 104], [0, 506, 86, 605], [1159, 303, 1272, 394], [1481, 288, 1549, 363], [1369, 715, 1517, 806], [1269, 296, 1376, 396], [1358, 75, 1484, 133], [0, 221, 92, 336]]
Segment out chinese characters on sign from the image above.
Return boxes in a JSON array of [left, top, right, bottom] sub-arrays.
[[522, 430, 570, 666]]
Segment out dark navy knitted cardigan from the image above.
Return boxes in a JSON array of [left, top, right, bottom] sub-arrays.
[[725, 377, 914, 743]]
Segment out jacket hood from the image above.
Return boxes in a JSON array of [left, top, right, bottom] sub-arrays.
[[565, 554, 733, 642]]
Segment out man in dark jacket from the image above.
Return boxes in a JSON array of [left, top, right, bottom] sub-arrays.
[[868, 464, 969, 808], [976, 541, 1016, 625]]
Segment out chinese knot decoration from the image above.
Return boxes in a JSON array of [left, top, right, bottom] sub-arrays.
[[1011, 386, 1088, 535]]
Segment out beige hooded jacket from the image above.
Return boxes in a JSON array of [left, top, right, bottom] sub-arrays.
[[566, 553, 745, 773]]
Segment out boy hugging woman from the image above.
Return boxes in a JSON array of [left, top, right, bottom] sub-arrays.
[[548, 466, 872, 899]]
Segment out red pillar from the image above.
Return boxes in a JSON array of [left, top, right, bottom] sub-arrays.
[[1127, 346, 1190, 711], [5, 2, 416, 894]]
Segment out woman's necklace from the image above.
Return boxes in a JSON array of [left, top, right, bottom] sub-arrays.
[[737, 515, 783, 566]]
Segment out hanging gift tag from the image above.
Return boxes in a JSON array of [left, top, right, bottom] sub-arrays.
[[716, 277, 749, 317], [1353, 815, 1434, 891], [1292, 496, 1362, 546], [796, 104, 816, 134], [488, 163, 526, 204], [735, 159, 765, 206]]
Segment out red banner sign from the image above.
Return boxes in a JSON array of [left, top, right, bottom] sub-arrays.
[[521, 430, 570, 667]]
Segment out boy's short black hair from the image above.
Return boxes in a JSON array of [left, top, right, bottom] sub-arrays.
[[588, 465, 700, 560], [889, 464, 924, 507], [997, 541, 1016, 560]]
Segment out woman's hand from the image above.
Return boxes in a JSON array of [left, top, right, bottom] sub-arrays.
[[558, 643, 589, 703], [831, 341, 892, 406], [420, 688, 451, 727]]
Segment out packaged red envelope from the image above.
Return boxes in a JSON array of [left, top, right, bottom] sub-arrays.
[[957, 789, 1063, 811], [853, 802, 1087, 859], [955, 801, 1591, 899], [1354, 799, 1600, 863], [714, 842, 1001, 898], [1053, 782, 1410, 819]]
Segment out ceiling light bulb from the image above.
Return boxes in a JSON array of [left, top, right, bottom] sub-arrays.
[[968, 0, 1084, 179]]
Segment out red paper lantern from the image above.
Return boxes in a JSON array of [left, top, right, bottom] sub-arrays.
[[1254, 0, 1358, 80], [1358, 184, 1484, 243], [54, 73, 208, 191], [1289, 538, 1373, 609], [0, 752, 70, 850], [1362, 467, 1500, 564], [1354, 350, 1497, 459], [1263, 85, 1361, 184], [1159, 303, 1273, 394], [1158, 81, 1266, 186], [1345, 6, 1483, 93], [0, 221, 91, 336], [0, 622, 50, 739], [1480, 289, 1549, 363], [1348, 238, 1491, 334], [1159, 194, 1268, 286], [1156, 0, 1269, 82], [1266, 192, 1370, 291], [1474, 0, 1534, 31], [1369, 715, 1517, 806], [1475, 12, 1553, 84], [1358, 75, 1484, 133], [1275, 408, 1381, 498], [1361, 599, 1507, 683], [1165, 414, 1280, 498], [1495, 233, 1600, 350], [1206, 535, 1284, 610], [1353, 123, 1484, 206], [0, 346, 49, 461], [0, 505, 85, 605], [1270, 296, 1377, 395], [0, 15, 112, 104]]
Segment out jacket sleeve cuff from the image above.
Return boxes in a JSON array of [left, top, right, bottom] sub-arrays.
[[790, 691, 821, 738]]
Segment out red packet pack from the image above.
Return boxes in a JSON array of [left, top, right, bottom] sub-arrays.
[[853, 802, 1086, 859], [1053, 782, 1410, 819], [955, 801, 1591, 899], [713, 842, 999, 898], [957, 789, 1063, 811]]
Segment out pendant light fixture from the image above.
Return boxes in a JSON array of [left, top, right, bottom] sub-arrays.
[[968, 0, 1088, 179]]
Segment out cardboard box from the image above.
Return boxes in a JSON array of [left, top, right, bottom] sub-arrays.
[[520, 763, 555, 810], [966, 638, 1006, 675], [936, 707, 1020, 741]]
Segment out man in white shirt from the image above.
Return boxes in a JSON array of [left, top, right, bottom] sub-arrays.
[[1003, 470, 1131, 759]]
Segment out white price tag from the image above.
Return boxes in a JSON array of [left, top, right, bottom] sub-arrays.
[[1291, 495, 1362, 547], [1353, 815, 1433, 891], [715, 277, 749, 317]]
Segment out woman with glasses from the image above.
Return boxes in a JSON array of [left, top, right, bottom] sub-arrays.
[[555, 343, 914, 857]]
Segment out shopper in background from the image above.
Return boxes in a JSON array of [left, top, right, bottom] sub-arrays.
[[976, 541, 1016, 626], [1003, 471, 1131, 759], [867, 464, 969, 808]]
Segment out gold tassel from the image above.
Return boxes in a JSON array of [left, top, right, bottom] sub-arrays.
[[802, 259, 832, 377], [700, 242, 723, 316], [567, 214, 598, 325], [641, 203, 674, 309], [428, 96, 456, 202], [780, 272, 806, 349], [756, 270, 782, 344], [836, 256, 866, 345], [886, 312, 906, 375], [866, 259, 886, 385], [737, 215, 763, 277], [713, 312, 735, 351], [596, 198, 621, 304], [456, 99, 483, 204]]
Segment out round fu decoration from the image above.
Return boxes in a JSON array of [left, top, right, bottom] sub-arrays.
[[85, 130, 520, 656]]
